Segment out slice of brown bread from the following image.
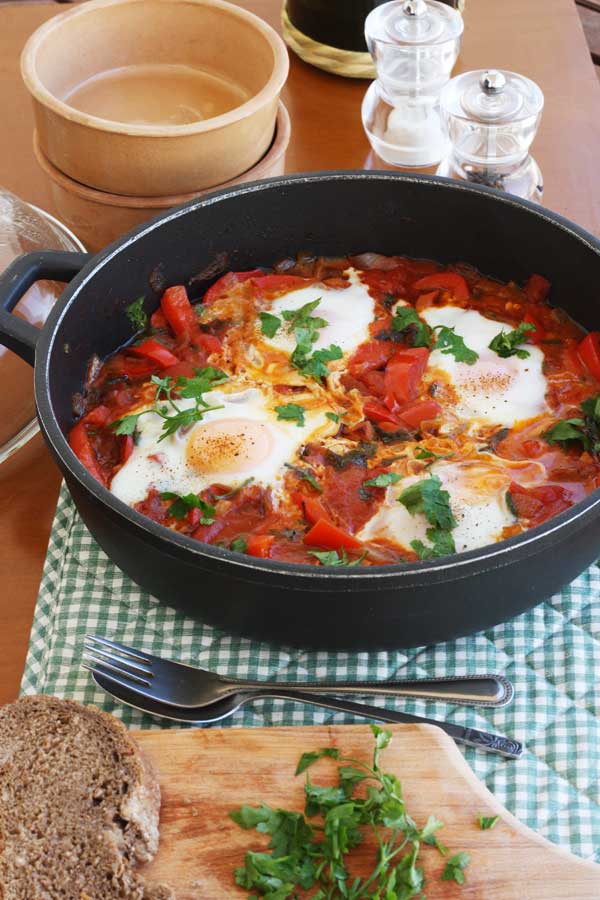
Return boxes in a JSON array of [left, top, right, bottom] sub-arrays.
[[0, 695, 170, 900]]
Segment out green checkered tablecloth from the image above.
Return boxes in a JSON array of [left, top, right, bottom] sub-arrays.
[[21, 484, 600, 863]]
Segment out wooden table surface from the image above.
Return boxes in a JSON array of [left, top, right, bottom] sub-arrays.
[[1, 0, 600, 705]]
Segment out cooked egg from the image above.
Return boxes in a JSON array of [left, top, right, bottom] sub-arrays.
[[421, 306, 548, 427], [357, 455, 546, 555], [110, 384, 334, 506], [260, 268, 375, 358]]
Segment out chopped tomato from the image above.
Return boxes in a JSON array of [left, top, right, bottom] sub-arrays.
[[412, 272, 469, 301], [414, 290, 439, 313], [577, 332, 600, 381], [161, 285, 197, 337], [202, 269, 264, 305], [359, 266, 408, 296], [162, 360, 198, 380], [359, 370, 386, 398], [508, 481, 573, 527], [348, 340, 396, 375], [128, 338, 179, 368], [524, 273, 551, 304], [291, 492, 331, 526], [193, 332, 222, 355], [82, 405, 112, 427], [120, 434, 134, 465], [114, 356, 158, 379], [363, 400, 402, 426], [150, 308, 168, 330], [303, 518, 362, 551], [69, 422, 106, 485], [397, 399, 441, 429], [246, 533, 275, 558], [383, 347, 429, 408], [251, 274, 311, 295]]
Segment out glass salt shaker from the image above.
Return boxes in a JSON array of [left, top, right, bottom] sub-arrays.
[[437, 69, 544, 202], [362, 0, 463, 167]]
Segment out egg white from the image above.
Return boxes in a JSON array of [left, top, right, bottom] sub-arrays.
[[357, 455, 546, 555], [260, 268, 375, 358], [421, 306, 548, 428], [110, 385, 334, 507]]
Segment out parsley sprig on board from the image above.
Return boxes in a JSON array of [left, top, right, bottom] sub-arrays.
[[434, 326, 478, 365], [230, 725, 468, 898], [398, 474, 457, 559], [544, 394, 600, 455], [110, 367, 227, 442], [488, 322, 536, 359]]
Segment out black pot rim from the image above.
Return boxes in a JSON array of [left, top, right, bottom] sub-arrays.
[[34, 170, 600, 586]]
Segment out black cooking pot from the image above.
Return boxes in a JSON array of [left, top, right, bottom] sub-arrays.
[[2, 172, 600, 651]]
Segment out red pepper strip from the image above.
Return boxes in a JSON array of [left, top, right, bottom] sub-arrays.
[[193, 332, 222, 355], [383, 347, 429, 409], [202, 269, 264, 305], [69, 422, 106, 485], [150, 308, 168, 330], [120, 434, 134, 465], [303, 518, 362, 551], [160, 285, 197, 337], [291, 492, 331, 526], [577, 332, 600, 381], [524, 273, 551, 304], [128, 338, 179, 368], [522, 311, 546, 343], [412, 272, 470, 301], [81, 404, 112, 427], [251, 274, 311, 294], [363, 400, 402, 427], [187, 507, 202, 528], [397, 399, 441, 429], [246, 533, 275, 558], [116, 357, 158, 379]]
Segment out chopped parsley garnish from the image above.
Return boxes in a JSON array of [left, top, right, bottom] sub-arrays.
[[398, 474, 457, 531], [543, 393, 600, 454], [414, 445, 454, 463], [230, 536, 248, 554], [391, 306, 433, 348], [231, 725, 468, 899], [275, 402, 306, 427], [285, 462, 322, 493], [217, 477, 254, 501], [505, 490, 518, 518], [295, 343, 343, 382], [110, 367, 227, 442], [434, 326, 478, 365], [308, 548, 368, 567], [159, 491, 215, 523], [363, 472, 403, 488], [411, 527, 456, 560], [125, 296, 147, 330], [441, 851, 470, 885], [326, 411, 346, 424], [488, 322, 536, 359], [259, 311, 281, 338], [277, 297, 342, 382], [478, 814, 500, 830]]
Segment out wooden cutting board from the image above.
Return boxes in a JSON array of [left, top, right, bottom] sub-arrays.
[[135, 724, 599, 899]]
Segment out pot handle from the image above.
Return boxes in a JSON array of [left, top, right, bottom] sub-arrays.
[[0, 250, 93, 366]]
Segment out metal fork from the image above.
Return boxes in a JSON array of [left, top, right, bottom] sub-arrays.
[[82, 634, 513, 709]]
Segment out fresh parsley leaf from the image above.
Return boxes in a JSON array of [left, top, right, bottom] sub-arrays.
[[391, 306, 433, 348], [420, 814, 448, 855], [308, 548, 368, 567], [398, 474, 457, 531], [275, 402, 306, 427], [110, 413, 141, 435], [217, 478, 254, 501], [125, 296, 147, 330], [441, 851, 470, 884], [582, 394, 600, 421], [478, 814, 500, 830], [259, 311, 282, 338], [230, 536, 248, 553], [543, 393, 600, 454], [281, 298, 326, 332], [326, 411, 346, 423], [434, 325, 478, 365], [159, 491, 215, 523], [176, 366, 228, 401], [411, 527, 456, 560], [284, 463, 322, 493], [363, 472, 403, 488], [543, 418, 586, 447], [293, 344, 343, 382], [488, 322, 536, 359], [295, 748, 340, 775], [414, 445, 453, 462]]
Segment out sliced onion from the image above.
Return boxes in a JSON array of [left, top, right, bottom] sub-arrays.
[[351, 252, 398, 271]]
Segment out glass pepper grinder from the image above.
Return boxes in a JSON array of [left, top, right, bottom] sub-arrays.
[[362, 0, 463, 167], [437, 69, 544, 201]]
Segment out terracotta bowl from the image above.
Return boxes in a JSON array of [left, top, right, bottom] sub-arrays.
[[34, 101, 291, 253], [21, 0, 289, 197]]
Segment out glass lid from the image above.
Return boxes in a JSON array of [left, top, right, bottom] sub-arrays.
[[0, 189, 85, 463]]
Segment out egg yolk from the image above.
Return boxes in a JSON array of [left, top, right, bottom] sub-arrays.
[[185, 418, 274, 474]]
